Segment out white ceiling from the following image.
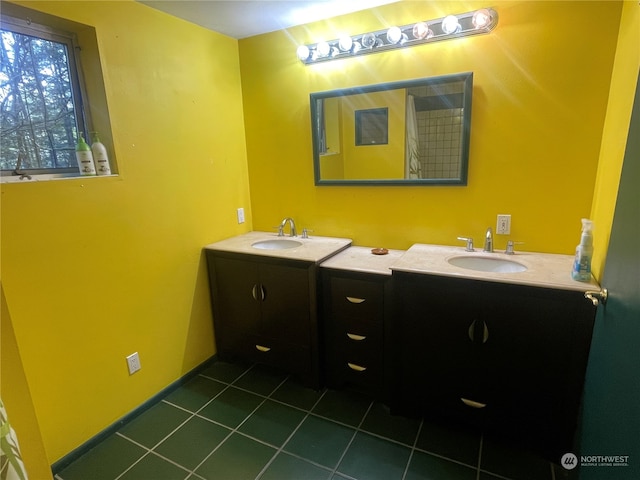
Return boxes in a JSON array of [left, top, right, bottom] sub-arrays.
[[138, 0, 400, 39]]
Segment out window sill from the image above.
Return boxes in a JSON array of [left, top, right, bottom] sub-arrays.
[[1, 173, 118, 184]]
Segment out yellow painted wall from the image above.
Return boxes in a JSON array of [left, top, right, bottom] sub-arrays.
[[341, 90, 405, 179], [590, 1, 640, 281], [1, 0, 251, 464], [240, 1, 622, 253], [1, 285, 52, 480]]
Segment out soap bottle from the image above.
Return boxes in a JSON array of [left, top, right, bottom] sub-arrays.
[[571, 218, 593, 282], [90, 132, 111, 175], [75, 134, 96, 176]]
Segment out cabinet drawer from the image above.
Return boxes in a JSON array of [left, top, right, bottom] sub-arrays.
[[329, 277, 384, 322], [327, 324, 383, 354], [325, 347, 383, 392], [249, 335, 311, 375], [217, 327, 310, 375]]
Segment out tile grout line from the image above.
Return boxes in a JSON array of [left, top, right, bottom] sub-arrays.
[[253, 384, 330, 479], [114, 363, 257, 480], [184, 363, 280, 479], [327, 399, 375, 479], [476, 434, 484, 480], [401, 417, 425, 480]]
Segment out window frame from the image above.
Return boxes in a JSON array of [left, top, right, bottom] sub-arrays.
[[1, 5, 102, 180]]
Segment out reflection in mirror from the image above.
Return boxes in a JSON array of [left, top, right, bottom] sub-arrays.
[[310, 73, 473, 186]]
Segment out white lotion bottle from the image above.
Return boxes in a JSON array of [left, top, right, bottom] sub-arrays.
[[91, 132, 111, 175], [571, 218, 594, 282], [75, 134, 96, 176]]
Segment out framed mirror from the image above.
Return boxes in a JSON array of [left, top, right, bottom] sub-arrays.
[[310, 72, 473, 186]]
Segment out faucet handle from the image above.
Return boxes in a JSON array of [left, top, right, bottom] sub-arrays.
[[273, 225, 284, 237], [505, 240, 524, 255], [301, 228, 313, 239], [457, 237, 474, 252]]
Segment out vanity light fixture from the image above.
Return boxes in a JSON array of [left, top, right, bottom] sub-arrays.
[[296, 7, 498, 64]]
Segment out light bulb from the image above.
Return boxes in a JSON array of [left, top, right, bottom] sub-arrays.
[[361, 33, 377, 48], [472, 9, 492, 29], [441, 15, 461, 34], [316, 41, 330, 57], [412, 22, 433, 40], [338, 36, 353, 52], [296, 45, 310, 61], [386, 26, 402, 44]]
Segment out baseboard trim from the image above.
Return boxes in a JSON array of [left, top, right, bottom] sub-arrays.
[[51, 354, 217, 475]]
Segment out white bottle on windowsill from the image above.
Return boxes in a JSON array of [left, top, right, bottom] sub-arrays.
[[91, 132, 111, 175]]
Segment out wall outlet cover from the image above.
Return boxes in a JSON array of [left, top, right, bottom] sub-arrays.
[[126, 352, 141, 375], [497, 214, 511, 235]]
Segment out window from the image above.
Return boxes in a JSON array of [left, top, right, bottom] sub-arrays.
[[0, 4, 113, 180], [355, 108, 388, 146]]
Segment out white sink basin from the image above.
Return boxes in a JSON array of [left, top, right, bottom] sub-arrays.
[[448, 256, 527, 273], [252, 239, 303, 250]]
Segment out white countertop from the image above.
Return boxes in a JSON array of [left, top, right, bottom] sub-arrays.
[[204, 231, 352, 264], [390, 244, 600, 292], [320, 246, 406, 276]]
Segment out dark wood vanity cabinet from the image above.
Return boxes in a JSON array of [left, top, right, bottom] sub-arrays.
[[321, 269, 393, 401], [205, 251, 320, 388], [392, 271, 597, 460]]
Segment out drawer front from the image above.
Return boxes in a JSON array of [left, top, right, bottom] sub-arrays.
[[327, 324, 383, 355], [329, 277, 384, 322], [217, 328, 310, 375], [248, 333, 310, 375], [325, 347, 383, 391]]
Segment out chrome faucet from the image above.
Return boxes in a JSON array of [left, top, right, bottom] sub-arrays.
[[483, 227, 493, 252], [278, 217, 297, 237]]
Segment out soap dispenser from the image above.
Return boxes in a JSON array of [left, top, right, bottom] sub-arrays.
[[571, 219, 593, 282]]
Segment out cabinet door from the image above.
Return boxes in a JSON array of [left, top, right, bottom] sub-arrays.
[[210, 255, 262, 334], [258, 262, 310, 345], [394, 273, 484, 415], [478, 283, 594, 456]]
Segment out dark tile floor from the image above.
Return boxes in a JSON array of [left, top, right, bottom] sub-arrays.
[[56, 361, 572, 480]]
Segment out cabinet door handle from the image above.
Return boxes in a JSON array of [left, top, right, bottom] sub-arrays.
[[460, 397, 487, 409], [255, 344, 271, 352], [347, 333, 366, 341], [467, 320, 489, 343], [252, 284, 266, 301], [468, 320, 476, 342], [347, 362, 367, 372], [346, 296, 366, 304]]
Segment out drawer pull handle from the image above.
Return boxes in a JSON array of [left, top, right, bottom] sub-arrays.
[[347, 362, 367, 372], [346, 296, 366, 304], [460, 397, 487, 409], [255, 344, 271, 352], [347, 333, 366, 341]]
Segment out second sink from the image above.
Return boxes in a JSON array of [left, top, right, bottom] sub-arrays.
[[252, 239, 303, 250], [448, 255, 527, 273]]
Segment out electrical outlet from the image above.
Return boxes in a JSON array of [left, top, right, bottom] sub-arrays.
[[237, 207, 245, 224], [497, 214, 511, 235], [126, 352, 141, 375]]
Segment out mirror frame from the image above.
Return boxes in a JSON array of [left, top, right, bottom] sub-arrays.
[[310, 72, 473, 186]]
